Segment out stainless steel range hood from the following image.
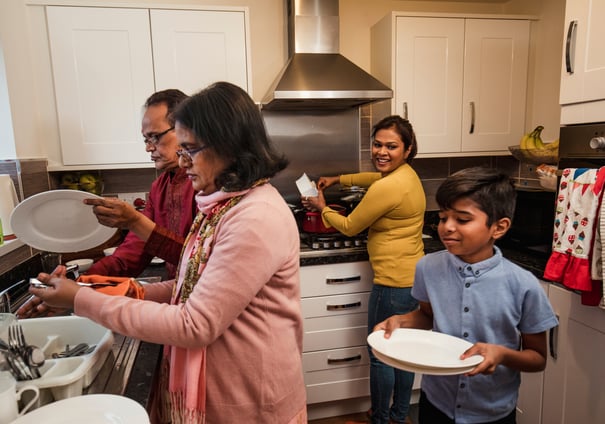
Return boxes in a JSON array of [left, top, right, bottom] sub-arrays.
[[262, 0, 393, 110]]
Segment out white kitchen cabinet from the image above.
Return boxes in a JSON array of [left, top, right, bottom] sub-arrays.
[[300, 261, 373, 406], [371, 14, 529, 155], [516, 280, 549, 424], [46, 6, 249, 166], [150, 9, 249, 95], [301, 260, 422, 418], [46, 7, 154, 166], [559, 0, 605, 124], [541, 283, 605, 424]]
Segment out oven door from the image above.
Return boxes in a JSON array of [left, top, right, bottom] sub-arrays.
[[499, 189, 555, 257], [558, 122, 605, 168]]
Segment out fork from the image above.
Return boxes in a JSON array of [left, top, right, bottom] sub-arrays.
[[8, 324, 39, 379], [14, 323, 44, 374]]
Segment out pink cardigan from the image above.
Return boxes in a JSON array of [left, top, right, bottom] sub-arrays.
[[75, 184, 306, 423]]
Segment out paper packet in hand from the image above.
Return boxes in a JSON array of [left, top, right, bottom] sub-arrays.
[[296, 173, 319, 197]]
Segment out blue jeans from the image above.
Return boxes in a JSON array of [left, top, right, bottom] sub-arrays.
[[368, 284, 418, 424]]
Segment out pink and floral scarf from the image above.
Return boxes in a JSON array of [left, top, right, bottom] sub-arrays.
[[156, 185, 256, 424]]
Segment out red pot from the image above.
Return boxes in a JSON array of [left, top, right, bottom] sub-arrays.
[[302, 205, 346, 233]]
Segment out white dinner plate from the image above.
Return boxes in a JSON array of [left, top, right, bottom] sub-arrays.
[[372, 349, 478, 376], [368, 329, 483, 370], [10, 394, 149, 424], [10, 190, 116, 253]]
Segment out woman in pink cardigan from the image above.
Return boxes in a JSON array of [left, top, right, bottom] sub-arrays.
[[30, 82, 307, 424]]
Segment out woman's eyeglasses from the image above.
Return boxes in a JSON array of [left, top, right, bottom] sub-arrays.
[[176, 145, 209, 161], [143, 127, 174, 146]]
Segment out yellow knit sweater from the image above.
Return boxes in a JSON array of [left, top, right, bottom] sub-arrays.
[[322, 164, 426, 288]]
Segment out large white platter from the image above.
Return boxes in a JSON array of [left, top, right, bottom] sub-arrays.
[[10, 394, 149, 424], [372, 348, 478, 376], [368, 329, 483, 372], [10, 190, 115, 253]]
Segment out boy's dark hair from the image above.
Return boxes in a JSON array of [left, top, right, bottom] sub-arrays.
[[435, 167, 516, 226]]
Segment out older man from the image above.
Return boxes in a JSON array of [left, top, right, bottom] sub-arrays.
[[85, 89, 196, 278]]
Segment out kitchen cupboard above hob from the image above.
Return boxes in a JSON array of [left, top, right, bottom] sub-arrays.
[[371, 13, 530, 156], [45, 5, 250, 169]]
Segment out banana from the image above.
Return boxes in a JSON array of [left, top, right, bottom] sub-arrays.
[[541, 139, 559, 152], [515, 126, 558, 164], [531, 126, 545, 149], [519, 125, 544, 150], [520, 132, 533, 150]]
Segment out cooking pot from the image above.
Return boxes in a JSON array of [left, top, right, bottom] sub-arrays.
[[302, 204, 346, 233]]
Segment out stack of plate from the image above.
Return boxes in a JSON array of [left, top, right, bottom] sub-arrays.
[[367, 329, 483, 375]]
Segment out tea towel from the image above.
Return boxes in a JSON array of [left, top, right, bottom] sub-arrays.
[[544, 168, 605, 301]]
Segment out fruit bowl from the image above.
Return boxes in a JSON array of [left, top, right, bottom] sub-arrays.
[[508, 145, 558, 165], [59, 172, 104, 195]]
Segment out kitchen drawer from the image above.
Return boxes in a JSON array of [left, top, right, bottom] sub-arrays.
[[303, 313, 367, 351], [303, 346, 370, 372], [300, 261, 373, 297], [305, 368, 370, 404], [301, 292, 370, 318]]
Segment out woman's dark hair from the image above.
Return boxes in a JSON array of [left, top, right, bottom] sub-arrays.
[[173, 82, 288, 191], [435, 166, 516, 227], [371, 115, 418, 163], [144, 89, 188, 126]]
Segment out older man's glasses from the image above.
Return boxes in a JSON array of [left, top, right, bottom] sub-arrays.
[[176, 145, 209, 161], [143, 127, 174, 146]]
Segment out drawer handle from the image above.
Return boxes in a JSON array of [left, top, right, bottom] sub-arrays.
[[565, 20, 577, 74], [327, 354, 362, 364], [326, 301, 362, 311], [326, 275, 361, 285], [469, 101, 475, 134], [549, 315, 559, 360]]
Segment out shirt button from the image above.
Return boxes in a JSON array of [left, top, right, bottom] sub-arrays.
[[465, 283, 470, 288], [460, 383, 466, 388], [467, 266, 472, 271], [456, 405, 461, 409], [475, 270, 480, 275], [464, 307, 469, 312], [463, 332, 469, 338]]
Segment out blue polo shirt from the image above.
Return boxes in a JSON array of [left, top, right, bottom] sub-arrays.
[[411, 247, 558, 424]]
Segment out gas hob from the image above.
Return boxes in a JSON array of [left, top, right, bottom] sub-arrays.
[[299, 232, 368, 259]]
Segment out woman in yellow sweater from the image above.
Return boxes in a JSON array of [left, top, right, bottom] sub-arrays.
[[302, 115, 425, 424]]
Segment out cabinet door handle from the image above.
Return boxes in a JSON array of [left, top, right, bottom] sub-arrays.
[[549, 315, 559, 360], [469, 102, 475, 134], [326, 275, 361, 284], [326, 301, 362, 311], [327, 354, 362, 364], [402, 102, 408, 120], [565, 20, 578, 74]]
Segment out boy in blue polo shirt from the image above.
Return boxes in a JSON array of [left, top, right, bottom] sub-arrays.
[[376, 167, 558, 424]]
